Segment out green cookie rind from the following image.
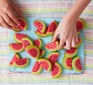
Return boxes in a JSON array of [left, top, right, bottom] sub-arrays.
[[22, 37, 33, 49], [35, 30, 48, 38], [34, 38, 43, 49], [38, 58, 52, 72], [12, 27, 21, 32], [64, 48, 78, 58], [9, 43, 24, 53], [77, 31, 80, 35], [22, 37, 33, 45], [37, 38, 42, 49], [14, 34, 20, 43], [34, 20, 46, 33], [15, 53, 20, 58], [40, 50, 45, 58], [32, 66, 42, 75], [47, 52, 59, 58], [72, 56, 83, 72], [75, 38, 82, 48], [62, 57, 72, 70], [14, 58, 29, 68], [26, 45, 40, 59], [37, 49, 45, 59], [52, 62, 62, 78]]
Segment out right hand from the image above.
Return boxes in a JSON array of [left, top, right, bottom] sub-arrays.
[[0, 0, 23, 29], [53, 15, 78, 50]]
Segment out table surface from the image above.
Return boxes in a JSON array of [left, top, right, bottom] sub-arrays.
[[0, 0, 93, 85]]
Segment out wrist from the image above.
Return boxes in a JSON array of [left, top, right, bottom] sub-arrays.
[[64, 0, 91, 21], [63, 13, 78, 23]]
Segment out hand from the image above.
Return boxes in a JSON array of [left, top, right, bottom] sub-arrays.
[[0, 0, 23, 29], [53, 16, 78, 50], [53, 0, 91, 50]]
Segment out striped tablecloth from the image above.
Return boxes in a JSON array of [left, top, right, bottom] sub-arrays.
[[0, 0, 93, 85]]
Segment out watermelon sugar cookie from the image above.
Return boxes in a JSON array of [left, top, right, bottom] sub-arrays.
[[45, 40, 59, 52], [76, 18, 86, 34], [51, 62, 62, 78], [62, 57, 72, 70], [13, 17, 28, 32], [9, 43, 24, 53], [32, 61, 42, 74], [64, 48, 78, 58], [72, 56, 83, 73], [10, 53, 29, 68]]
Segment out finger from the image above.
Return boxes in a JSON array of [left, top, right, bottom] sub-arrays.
[[7, 10, 20, 25], [13, 4, 24, 17], [64, 32, 72, 50], [72, 38, 76, 47], [0, 23, 2, 26], [2, 13, 18, 28], [0, 16, 11, 29], [52, 32, 59, 41], [64, 40, 71, 50], [76, 35, 79, 43], [58, 36, 65, 50]]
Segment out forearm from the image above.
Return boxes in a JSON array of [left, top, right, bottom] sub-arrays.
[[65, 0, 91, 20]]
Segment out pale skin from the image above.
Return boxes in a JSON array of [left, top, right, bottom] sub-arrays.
[[0, 0, 91, 50], [53, 0, 91, 50], [0, 0, 23, 29]]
